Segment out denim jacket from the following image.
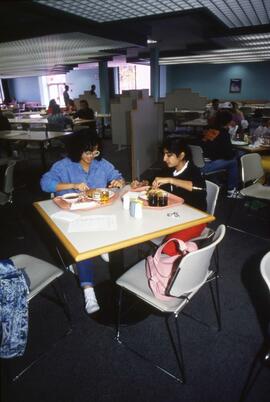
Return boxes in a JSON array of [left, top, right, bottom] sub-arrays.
[[0, 259, 29, 358]]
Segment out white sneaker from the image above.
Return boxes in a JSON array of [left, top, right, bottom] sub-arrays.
[[227, 189, 244, 199], [84, 287, 100, 314], [101, 253, 110, 262]]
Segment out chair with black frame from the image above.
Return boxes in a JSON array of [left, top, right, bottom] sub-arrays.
[[1, 254, 72, 399], [240, 153, 270, 201], [239, 251, 270, 402], [115, 224, 226, 383], [227, 153, 270, 239]]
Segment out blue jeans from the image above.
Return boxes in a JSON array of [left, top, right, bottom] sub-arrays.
[[202, 158, 238, 190], [77, 259, 94, 287]]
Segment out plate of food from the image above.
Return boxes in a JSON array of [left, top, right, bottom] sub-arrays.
[[86, 188, 115, 201], [61, 193, 80, 203]]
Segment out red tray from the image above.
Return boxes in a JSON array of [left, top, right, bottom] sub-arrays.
[[128, 186, 184, 209], [53, 191, 119, 211]]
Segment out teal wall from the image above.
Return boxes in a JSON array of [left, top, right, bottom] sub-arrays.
[[8, 76, 41, 102], [166, 62, 270, 101]]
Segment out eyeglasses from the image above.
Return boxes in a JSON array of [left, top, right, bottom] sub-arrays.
[[83, 150, 100, 158]]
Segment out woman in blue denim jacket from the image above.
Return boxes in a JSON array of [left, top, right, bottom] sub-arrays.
[[40, 132, 125, 314]]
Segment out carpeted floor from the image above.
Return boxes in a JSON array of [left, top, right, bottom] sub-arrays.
[[1, 138, 270, 402]]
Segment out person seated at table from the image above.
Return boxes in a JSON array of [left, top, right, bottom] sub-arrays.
[[206, 98, 219, 126], [74, 100, 95, 120], [231, 101, 244, 125], [0, 109, 11, 131], [200, 110, 240, 198], [66, 99, 77, 114], [47, 104, 72, 131], [132, 137, 207, 256], [47, 99, 57, 115], [40, 131, 125, 314]]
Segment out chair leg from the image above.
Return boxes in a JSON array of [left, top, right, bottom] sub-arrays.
[[11, 277, 72, 382], [239, 342, 270, 402], [165, 314, 185, 383], [115, 288, 123, 343]]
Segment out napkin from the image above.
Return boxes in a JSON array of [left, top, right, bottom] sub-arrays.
[[68, 215, 117, 232], [50, 210, 79, 222]]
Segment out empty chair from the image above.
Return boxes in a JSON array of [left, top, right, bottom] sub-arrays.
[[116, 225, 226, 383], [239, 251, 270, 401], [1, 254, 71, 382], [240, 153, 270, 200], [0, 160, 16, 205]]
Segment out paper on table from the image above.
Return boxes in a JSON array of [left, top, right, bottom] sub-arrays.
[[68, 214, 117, 232], [70, 200, 97, 210], [51, 210, 79, 222]]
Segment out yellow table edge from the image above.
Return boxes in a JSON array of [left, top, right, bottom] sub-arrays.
[[34, 202, 215, 262]]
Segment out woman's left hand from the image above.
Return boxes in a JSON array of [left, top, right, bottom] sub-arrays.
[[108, 179, 125, 188]]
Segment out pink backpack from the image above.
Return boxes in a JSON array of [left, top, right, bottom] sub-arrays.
[[145, 238, 198, 301]]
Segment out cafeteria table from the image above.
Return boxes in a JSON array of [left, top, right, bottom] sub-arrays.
[[34, 186, 214, 322], [0, 130, 74, 169]]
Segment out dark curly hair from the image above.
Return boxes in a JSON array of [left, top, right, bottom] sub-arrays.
[[66, 129, 103, 162]]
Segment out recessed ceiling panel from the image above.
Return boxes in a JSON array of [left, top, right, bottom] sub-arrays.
[[0, 32, 134, 77], [35, 0, 270, 27]]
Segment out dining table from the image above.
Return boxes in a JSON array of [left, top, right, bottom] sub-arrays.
[[33, 186, 215, 281], [33, 186, 215, 323], [0, 129, 74, 169]]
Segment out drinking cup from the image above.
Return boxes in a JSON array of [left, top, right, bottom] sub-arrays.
[[158, 192, 168, 207], [148, 192, 158, 207], [100, 190, 109, 203]]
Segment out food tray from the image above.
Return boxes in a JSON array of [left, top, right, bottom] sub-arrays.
[[53, 191, 119, 211], [128, 186, 184, 209]]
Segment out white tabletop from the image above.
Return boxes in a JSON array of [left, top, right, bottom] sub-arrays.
[[9, 117, 48, 124], [34, 186, 214, 262], [180, 118, 207, 127], [0, 130, 73, 142]]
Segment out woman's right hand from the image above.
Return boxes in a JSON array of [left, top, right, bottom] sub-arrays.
[[74, 182, 89, 192]]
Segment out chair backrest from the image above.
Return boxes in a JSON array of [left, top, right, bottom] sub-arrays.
[[205, 180, 220, 215], [189, 144, 205, 168], [241, 153, 264, 185], [260, 251, 270, 292], [3, 160, 16, 195], [169, 224, 226, 297]]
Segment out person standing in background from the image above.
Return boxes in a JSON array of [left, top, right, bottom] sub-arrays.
[[63, 85, 70, 107], [90, 84, 96, 96]]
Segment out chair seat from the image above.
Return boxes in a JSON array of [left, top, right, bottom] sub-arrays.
[[116, 259, 208, 313], [240, 183, 270, 200], [11, 254, 63, 301], [0, 192, 11, 205]]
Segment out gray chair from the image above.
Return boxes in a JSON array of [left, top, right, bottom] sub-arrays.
[[3, 254, 72, 382], [240, 153, 270, 200], [150, 179, 220, 247], [189, 144, 226, 177], [0, 160, 16, 205], [116, 224, 226, 383], [239, 251, 270, 401]]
